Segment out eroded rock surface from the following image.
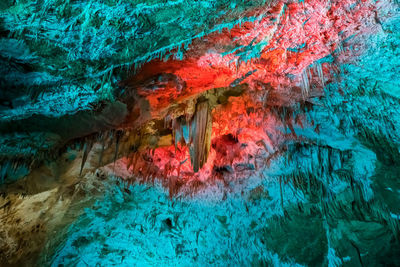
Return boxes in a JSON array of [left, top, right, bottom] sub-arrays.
[[0, 0, 400, 266]]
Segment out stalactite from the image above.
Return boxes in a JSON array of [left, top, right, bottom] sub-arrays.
[[98, 132, 106, 167], [113, 130, 124, 166], [189, 100, 212, 172], [107, 130, 114, 149], [182, 123, 190, 144], [80, 138, 94, 176], [0, 161, 10, 184], [279, 176, 284, 210], [301, 66, 312, 97], [172, 118, 183, 150], [316, 62, 325, 87]]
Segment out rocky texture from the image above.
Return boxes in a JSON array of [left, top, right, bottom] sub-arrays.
[[0, 0, 400, 266], [0, 145, 109, 266]]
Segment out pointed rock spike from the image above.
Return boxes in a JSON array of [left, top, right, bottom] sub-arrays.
[[80, 138, 94, 176], [189, 100, 212, 172], [113, 130, 123, 167]]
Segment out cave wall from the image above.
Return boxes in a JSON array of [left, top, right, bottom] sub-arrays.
[[0, 0, 400, 266]]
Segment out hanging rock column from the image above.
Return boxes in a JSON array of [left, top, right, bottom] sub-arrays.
[[189, 100, 212, 172]]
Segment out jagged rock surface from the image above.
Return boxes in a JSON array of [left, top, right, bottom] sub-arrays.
[[0, 0, 400, 266]]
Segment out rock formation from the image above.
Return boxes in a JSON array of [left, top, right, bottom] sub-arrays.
[[0, 0, 399, 265]]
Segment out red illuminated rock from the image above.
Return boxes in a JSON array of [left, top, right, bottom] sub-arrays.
[[116, 0, 380, 189]]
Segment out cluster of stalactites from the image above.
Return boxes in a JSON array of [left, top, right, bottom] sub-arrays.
[[300, 62, 326, 98], [172, 100, 212, 173]]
